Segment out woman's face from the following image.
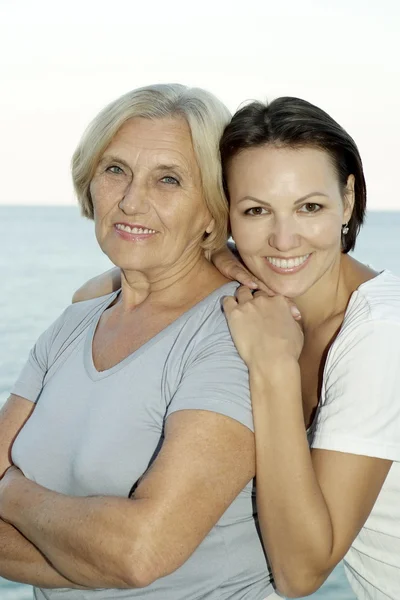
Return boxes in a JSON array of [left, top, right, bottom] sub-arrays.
[[90, 116, 214, 277], [228, 145, 354, 298]]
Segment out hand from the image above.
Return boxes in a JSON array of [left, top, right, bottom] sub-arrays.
[[223, 287, 304, 368], [212, 246, 275, 294]]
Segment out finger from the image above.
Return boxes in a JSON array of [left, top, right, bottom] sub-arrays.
[[285, 298, 302, 320], [231, 268, 277, 296], [253, 280, 276, 296], [231, 267, 260, 290], [235, 285, 255, 304], [222, 295, 238, 317], [251, 289, 273, 300]]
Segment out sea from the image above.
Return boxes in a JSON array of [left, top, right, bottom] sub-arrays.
[[1, 205, 400, 600]]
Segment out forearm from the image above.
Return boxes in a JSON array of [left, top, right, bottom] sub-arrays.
[[72, 267, 121, 303], [0, 479, 150, 589], [0, 518, 85, 589], [250, 361, 334, 596]]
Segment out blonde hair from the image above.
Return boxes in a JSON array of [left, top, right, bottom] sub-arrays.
[[72, 83, 231, 254]]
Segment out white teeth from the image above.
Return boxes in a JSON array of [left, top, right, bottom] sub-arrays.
[[116, 224, 156, 234], [266, 254, 310, 269]]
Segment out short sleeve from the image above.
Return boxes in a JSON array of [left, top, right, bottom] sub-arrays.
[[166, 329, 253, 431], [11, 314, 67, 403], [311, 320, 400, 461]]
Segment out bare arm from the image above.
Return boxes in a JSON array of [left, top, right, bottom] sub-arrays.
[[0, 396, 86, 588], [72, 267, 121, 303], [251, 364, 390, 597], [0, 409, 255, 589], [223, 289, 392, 597]]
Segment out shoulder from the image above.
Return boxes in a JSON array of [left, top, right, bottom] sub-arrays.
[[64, 291, 118, 320], [189, 282, 239, 329], [177, 282, 239, 346], [329, 272, 400, 354], [166, 282, 253, 431], [323, 272, 400, 387], [47, 292, 119, 354], [343, 271, 400, 328], [59, 291, 117, 330], [312, 274, 400, 458]]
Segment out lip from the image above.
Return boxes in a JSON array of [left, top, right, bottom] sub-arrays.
[[263, 253, 312, 275], [114, 222, 158, 241]]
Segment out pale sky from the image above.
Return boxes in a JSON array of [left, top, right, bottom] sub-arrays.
[[1, 0, 399, 209]]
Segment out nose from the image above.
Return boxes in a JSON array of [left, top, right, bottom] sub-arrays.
[[268, 216, 301, 253], [118, 180, 150, 215]]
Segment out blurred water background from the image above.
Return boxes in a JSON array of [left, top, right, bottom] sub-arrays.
[[1, 206, 400, 599]]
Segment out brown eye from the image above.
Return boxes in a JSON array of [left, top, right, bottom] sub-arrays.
[[300, 203, 322, 213], [245, 207, 268, 216]]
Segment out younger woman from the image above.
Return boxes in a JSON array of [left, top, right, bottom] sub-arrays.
[[219, 97, 400, 600]]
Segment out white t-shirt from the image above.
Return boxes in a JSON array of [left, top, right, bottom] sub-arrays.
[[309, 270, 400, 599]]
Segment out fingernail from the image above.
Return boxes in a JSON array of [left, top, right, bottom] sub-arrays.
[[291, 308, 301, 318], [249, 281, 259, 289]]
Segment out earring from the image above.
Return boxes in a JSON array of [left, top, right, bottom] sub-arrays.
[[342, 223, 349, 235]]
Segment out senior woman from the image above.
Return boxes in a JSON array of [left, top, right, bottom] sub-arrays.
[[0, 84, 274, 599]]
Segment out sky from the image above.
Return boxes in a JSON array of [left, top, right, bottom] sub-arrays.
[[1, 0, 399, 210]]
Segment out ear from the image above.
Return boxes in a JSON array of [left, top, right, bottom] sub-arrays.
[[343, 174, 355, 223], [205, 218, 215, 234]]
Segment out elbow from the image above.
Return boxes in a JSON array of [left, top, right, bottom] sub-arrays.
[[280, 585, 321, 599], [120, 565, 156, 589], [118, 545, 157, 589], [274, 568, 329, 598], [277, 581, 322, 599], [121, 537, 176, 589]]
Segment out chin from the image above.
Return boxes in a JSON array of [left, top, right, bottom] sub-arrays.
[[270, 285, 307, 299], [261, 274, 314, 299]]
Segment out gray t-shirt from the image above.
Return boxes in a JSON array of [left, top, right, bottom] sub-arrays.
[[11, 282, 273, 600]]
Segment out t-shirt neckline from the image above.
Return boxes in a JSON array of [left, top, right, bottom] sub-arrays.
[[83, 281, 237, 382]]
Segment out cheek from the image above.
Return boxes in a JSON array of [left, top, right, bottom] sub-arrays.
[[91, 176, 126, 216], [170, 193, 210, 232], [303, 214, 342, 249], [90, 180, 108, 219], [230, 212, 267, 252]]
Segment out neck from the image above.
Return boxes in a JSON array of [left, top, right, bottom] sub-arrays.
[[118, 251, 228, 312], [295, 254, 358, 331]]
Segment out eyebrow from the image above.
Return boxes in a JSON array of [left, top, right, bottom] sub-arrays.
[[98, 157, 186, 174], [154, 164, 186, 173], [98, 155, 130, 168], [238, 192, 329, 206]]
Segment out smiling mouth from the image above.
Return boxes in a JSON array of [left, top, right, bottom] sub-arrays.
[[115, 224, 157, 234], [265, 254, 311, 270]]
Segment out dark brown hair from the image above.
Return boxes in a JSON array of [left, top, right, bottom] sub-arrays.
[[220, 97, 366, 253]]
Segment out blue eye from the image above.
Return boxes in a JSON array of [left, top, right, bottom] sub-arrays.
[[161, 176, 179, 185], [107, 165, 124, 174]]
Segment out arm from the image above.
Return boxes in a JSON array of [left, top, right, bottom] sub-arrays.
[[250, 365, 391, 597], [72, 267, 121, 303], [0, 409, 255, 589], [0, 396, 86, 588], [224, 289, 395, 597]]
